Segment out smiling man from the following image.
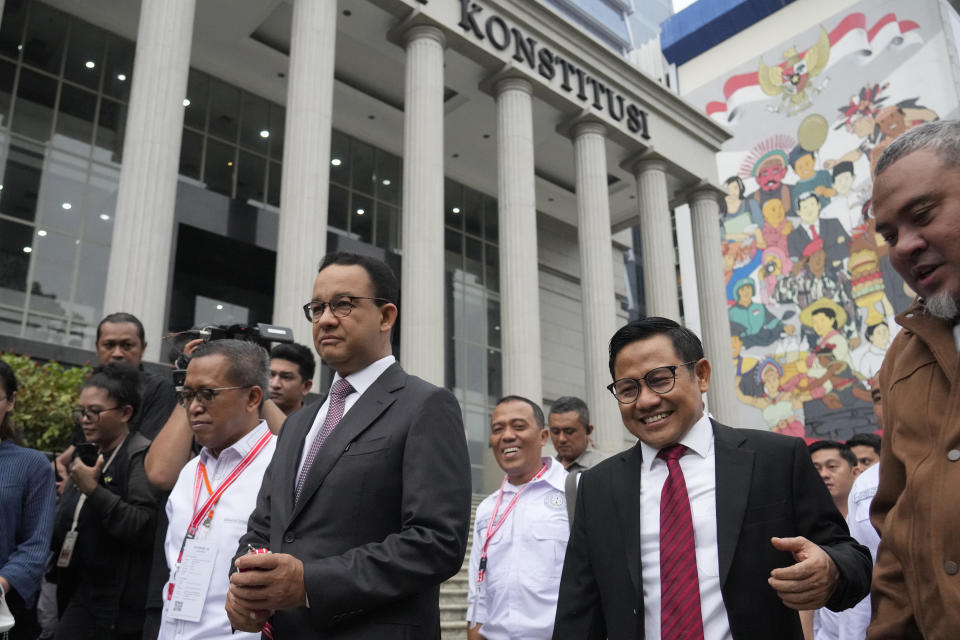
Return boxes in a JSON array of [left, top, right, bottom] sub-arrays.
[[467, 396, 568, 640], [552, 317, 870, 640], [867, 120, 960, 639]]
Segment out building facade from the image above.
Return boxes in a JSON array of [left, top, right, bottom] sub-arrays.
[[0, 0, 730, 492]]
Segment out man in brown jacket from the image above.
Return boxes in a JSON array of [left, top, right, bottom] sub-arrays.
[[869, 119, 960, 638]]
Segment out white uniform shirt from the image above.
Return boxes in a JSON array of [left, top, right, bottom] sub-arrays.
[[833, 463, 880, 640], [466, 457, 568, 640], [159, 421, 276, 640], [638, 414, 733, 640]]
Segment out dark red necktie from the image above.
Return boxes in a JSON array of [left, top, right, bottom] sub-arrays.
[[658, 444, 705, 640]]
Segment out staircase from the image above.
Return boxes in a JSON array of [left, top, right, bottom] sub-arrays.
[[440, 494, 486, 640]]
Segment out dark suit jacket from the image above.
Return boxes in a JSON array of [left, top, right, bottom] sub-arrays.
[[787, 217, 850, 265], [552, 421, 871, 640], [235, 362, 472, 639]]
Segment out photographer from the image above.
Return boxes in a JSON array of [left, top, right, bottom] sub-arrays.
[[51, 363, 160, 640]]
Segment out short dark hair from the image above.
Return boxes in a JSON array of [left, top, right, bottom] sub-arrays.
[[812, 307, 838, 329], [96, 312, 146, 345], [608, 317, 704, 379], [864, 322, 881, 341], [549, 396, 590, 429], [832, 161, 855, 179], [808, 440, 857, 468], [0, 360, 18, 441], [270, 343, 316, 381], [789, 145, 815, 168], [496, 395, 545, 429], [318, 252, 399, 305], [846, 432, 881, 456], [82, 363, 142, 422], [796, 191, 819, 210], [724, 175, 745, 198], [192, 340, 270, 394]]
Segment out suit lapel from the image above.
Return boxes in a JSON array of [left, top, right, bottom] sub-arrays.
[[286, 364, 404, 525], [612, 443, 644, 595], [712, 420, 753, 588], [276, 403, 323, 522]]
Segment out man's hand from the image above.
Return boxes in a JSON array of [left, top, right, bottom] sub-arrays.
[[229, 553, 306, 612], [69, 455, 104, 495], [55, 446, 74, 496], [768, 536, 840, 610], [225, 589, 273, 633]]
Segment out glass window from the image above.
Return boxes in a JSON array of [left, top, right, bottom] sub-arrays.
[[484, 240, 499, 293], [0, 141, 44, 222], [267, 160, 281, 207], [463, 186, 484, 238], [329, 130, 349, 186], [38, 151, 88, 235], [487, 348, 502, 402], [236, 151, 266, 204], [22, 3, 67, 74], [327, 184, 348, 232], [0, 59, 15, 127], [464, 236, 483, 286], [0, 1, 27, 61], [24, 312, 67, 344], [487, 299, 501, 349], [12, 67, 56, 142], [55, 84, 96, 150], [239, 92, 270, 151], [444, 228, 462, 270], [84, 163, 118, 245], [0, 218, 32, 304], [350, 139, 375, 196], [204, 138, 235, 197], [95, 97, 125, 163], [70, 239, 109, 329], [375, 150, 400, 205], [183, 70, 209, 131], [102, 34, 133, 102], [63, 19, 105, 90], [179, 129, 203, 181], [375, 203, 398, 252], [28, 226, 76, 310], [208, 79, 239, 142], [268, 104, 284, 161], [351, 193, 373, 244], [444, 178, 461, 230], [484, 193, 499, 243]]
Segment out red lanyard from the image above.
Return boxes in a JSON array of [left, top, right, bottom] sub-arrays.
[[477, 463, 548, 583]]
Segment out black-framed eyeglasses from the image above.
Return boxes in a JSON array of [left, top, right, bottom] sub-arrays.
[[302, 295, 391, 323], [72, 405, 121, 423], [177, 386, 250, 409], [607, 361, 699, 404]]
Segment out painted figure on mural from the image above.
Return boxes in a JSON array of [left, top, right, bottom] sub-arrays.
[[728, 277, 795, 348], [736, 357, 811, 437], [758, 28, 831, 116]]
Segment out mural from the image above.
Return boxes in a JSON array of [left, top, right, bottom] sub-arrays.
[[687, 0, 960, 440]]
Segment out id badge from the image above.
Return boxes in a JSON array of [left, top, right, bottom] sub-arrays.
[[167, 539, 217, 622], [57, 530, 78, 568]]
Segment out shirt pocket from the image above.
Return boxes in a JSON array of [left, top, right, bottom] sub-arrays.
[[528, 520, 569, 578]]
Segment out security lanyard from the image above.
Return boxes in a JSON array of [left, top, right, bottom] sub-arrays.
[[477, 463, 548, 583]]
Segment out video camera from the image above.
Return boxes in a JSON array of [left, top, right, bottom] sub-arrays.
[[172, 322, 294, 389]]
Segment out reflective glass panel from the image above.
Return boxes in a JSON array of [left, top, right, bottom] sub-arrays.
[[22, 3, 67, 74], [63, 19, 104, 90], [179, 129, 202, 180], [183, 70, 208, 131], [204, 138, 235, 197], [12, 67, 56, 142], [236, 151, 266, 204], [95, 97, 125, 163], [102, 34, 133, 102], [0, 141, 44, 222], [208, 80, 239, 142], [351, 193, 373, 244], [239, 92, 269, 151], [55, 84, 96, 151]]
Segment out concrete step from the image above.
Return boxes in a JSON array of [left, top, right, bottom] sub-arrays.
[[441, 619, 468, 640]]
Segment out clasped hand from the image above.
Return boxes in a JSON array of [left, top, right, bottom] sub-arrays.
[[226, 553, 306, 632]]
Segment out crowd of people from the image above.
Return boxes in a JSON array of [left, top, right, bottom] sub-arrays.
[[0, 119, 958, 640]]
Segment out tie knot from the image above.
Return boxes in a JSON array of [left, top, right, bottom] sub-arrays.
[[329, 378, 354, 400], [657, 444, 687, 463]]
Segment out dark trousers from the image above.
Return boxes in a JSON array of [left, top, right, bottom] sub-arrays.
[[54, 583, 141, 640], [5, 588, 42, 640]]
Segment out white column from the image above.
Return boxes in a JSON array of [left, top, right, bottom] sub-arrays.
[[495, 77, 542, 403], [689, 188, 738, 424], [572, 121, 621, 453], [399, 25, 446, 386], [272, 0, 338, 353], [634, 159, 681, 321], [102, 0, 196, 362]]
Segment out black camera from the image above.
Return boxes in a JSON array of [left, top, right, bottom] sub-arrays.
[[172, 323, 294, 389]]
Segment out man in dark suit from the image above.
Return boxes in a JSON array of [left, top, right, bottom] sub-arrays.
[[552, 317, 870, 640], [225, 252, 472, 638], [787, 191, 850, 269]]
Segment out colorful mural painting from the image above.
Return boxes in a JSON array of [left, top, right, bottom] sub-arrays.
[[686, 0, 960, 440]]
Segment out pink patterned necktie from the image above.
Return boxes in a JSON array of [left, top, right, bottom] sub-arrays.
[[294, 378, 354, 502], [658, 444, 705, 640]]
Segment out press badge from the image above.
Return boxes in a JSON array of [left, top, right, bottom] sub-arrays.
[[167, 539, 217, 622], [56, 531, 78, 568]]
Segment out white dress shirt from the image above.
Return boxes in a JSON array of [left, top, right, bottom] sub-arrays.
[[296, 355, 395, 476], [466, 457, 569, 640], [638, 414, 733, 640], [159, 421, 276, 640]]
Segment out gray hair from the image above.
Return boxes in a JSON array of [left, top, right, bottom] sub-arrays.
[[191, 339, 270, 395], [875, 119, 960, 177], [549, 396, 590, 428]]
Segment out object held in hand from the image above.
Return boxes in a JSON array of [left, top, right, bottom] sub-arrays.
[[241, 545, 274, 639]]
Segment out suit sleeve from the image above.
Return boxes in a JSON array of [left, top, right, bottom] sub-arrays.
[[85, 450, 160, 550], [552, 474, 606, 640], [301, 387, 471, 622], [233, 425, 283, 568], [788, 437, 871, 611]]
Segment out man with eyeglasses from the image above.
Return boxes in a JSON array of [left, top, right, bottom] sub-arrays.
[[225, 252, 471, 640], [552, 317, 871, 640], [158, 339, 276, 640]]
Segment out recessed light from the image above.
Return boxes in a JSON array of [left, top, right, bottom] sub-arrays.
[[452, 207, 461, 214], [227, 161, 233, 167], [61, 202, 72, 210], [99, 214, 110, 221], [22, 246, 32, 253], [182, 98, 191, 107], [356, 208, 365, 215], [382, 179, 391, 186], [259, 130, 270, 138], [84, 60, 95, 69], [216, 304, 224, 310], [117, 73, 126, 81], [37, 230, 47, 237], [17, 45, 22, 51], [331, 158, 342, 166]]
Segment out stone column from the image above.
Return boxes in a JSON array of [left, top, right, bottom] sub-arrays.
[[272, 0, 338, 353], [572, 121, 621, 452], [689, 188, 738, 424], [495, 77, 542, 403], [399, 25, 446, 386], [634, 159, 681, 320], [102, 0, 196, 362]]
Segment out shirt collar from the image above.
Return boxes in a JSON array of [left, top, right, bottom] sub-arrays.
[[330, 355, 396, 400], [503, 456, 565, 492], [638, 413, 714, 473], [199, 420, 270, 466]]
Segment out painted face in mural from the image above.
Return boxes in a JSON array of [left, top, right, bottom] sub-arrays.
[[869, 323, 890, 349], [809, 249, 827, 278], [877, 107, 907, 139], [793, 153, 817, 180], [761, 364, 781, 395], [833, 171, 855, 196], [762, 198, 786, 227], [851, 114, 876, 139], [874, 149, 960, 314], [736, 283, 755, 307], [757, 159, 787, 192], [810, 310, 836, 337], [798, 195, 822, 225]]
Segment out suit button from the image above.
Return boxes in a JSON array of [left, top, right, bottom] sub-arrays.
[[284, 532, 295, 543], [948, 449, 960, 462], [946, 561, 959, 575]]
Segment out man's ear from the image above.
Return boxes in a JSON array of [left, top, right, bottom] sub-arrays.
[[380, 303, 398, 332], [249, 385, 264, 411], [586, 423, 594, 435], [302, 378, 313, 395]]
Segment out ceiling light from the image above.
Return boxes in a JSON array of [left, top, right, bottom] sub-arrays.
[[182, 98, 191, 107], [85, 60, 95, 69], [331, 158, 341, 166], [99, 214, 110, 221], [382, 179, 391, 186], [452, 207, 460, 214], [61, 202, 72, 210], [37, 230, 47, 237], [227, 161, 233, 167], [117, 73, 126, 81], [356, 208, 365, 215], [22, 246, 31, 253], [216, 304, 223, 310], [259, 130, 269, 138]]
